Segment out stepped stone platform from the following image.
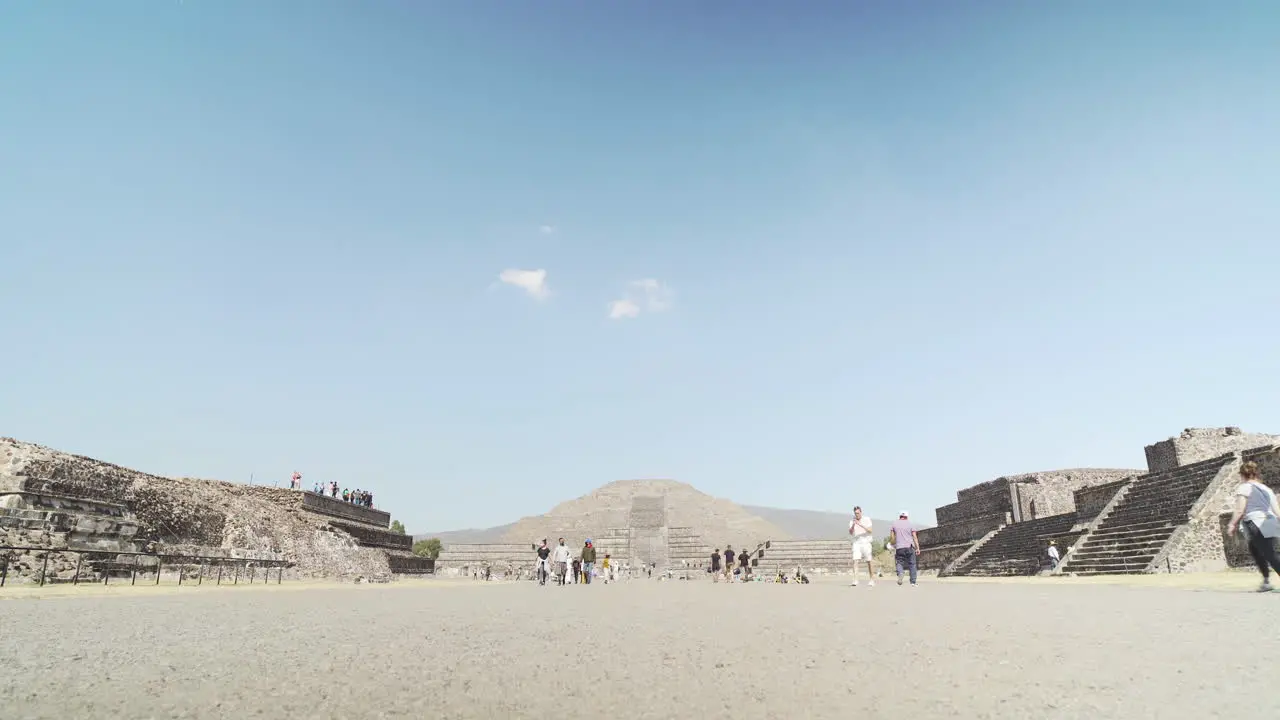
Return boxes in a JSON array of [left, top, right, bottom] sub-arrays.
[[945, 512, 1086, 577], [925, 427, 1278, 578], [300, 491, 391, 528], [920, 468, 1137, 571], [1060, 453, 1238, 575], [751, 540, 856, 575], [0, 437, 413, 583], [667, 527, 711, 566]]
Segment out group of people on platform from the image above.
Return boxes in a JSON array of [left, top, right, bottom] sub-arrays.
[[290, 472, 375, 509]]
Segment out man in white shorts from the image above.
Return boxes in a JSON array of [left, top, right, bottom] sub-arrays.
[[849, 506, 876, 586]]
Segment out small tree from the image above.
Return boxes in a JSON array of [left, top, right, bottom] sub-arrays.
[[413, 537, 442, 560], [390, 520, 406, 535]]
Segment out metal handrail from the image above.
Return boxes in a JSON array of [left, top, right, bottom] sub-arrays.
[[0, 544, 290, 588]]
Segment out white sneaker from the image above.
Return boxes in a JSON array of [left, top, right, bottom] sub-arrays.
[[867, 580, 875, 587], [1259, 581, 1273, 592]]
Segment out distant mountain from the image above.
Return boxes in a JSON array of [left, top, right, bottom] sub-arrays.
[[413, 523, 513, 544]]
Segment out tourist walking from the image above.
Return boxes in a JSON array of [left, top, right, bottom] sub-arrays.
[[849, 506, 876, 587], [1047, 541, 1060, 571], [581, 540, 597, 584], [889, 511, 920, 586], [534, 540, 552, 585], [737, 548, 750, 582], [552, 538, 572, 586], [710, 548, 722, 582], [723, 546, 735, 582], [571, 556, 582, 584], [1226, 460, 1280, 592]]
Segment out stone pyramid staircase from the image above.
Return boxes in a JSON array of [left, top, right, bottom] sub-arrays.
[[753, 540, 856, 575], [628, 496, 670, 569], [945, 512, 1084, 576], [1058, 454, 1235, 575]]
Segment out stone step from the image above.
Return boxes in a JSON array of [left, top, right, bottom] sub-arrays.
[[1088, 524, 1173, 538], [1076, 533, 1172, 549], [1080, 538, 1173, 553], [1070, 547, 1163, 562], [1094, 517, 1176, 531], [1073, 542, 1169, 559], [1110, 492, 1204, 508], [1123, 482, 1214, 499], [1084, 527, 1176, 544], [1101, 508, 1194, 524], [1066, 556, 1156, 572]]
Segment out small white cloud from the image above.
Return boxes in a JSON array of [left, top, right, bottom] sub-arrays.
[[498, 268, 550, 300], [608, 278, 674, 319], [608, 299, 640, 319], [539, 224, 556, 235]]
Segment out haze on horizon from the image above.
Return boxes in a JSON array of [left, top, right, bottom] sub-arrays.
[[2, 2, 1277, 532]]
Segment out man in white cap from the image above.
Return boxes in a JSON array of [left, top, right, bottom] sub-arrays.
[[888, 511, 920, 586], [848, 506, 876, 587]]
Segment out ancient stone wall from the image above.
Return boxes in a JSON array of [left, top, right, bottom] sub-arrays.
[[1243, 446, 1280, 492], [1, 438, 393, 580], [938, 479, 1012, 524], [918, 542, 975, 571], [1143, 440, 1179, 475], [1010, 470, 1138, 520], [917, 513, 1005, 547], [0, 497, 141, 552], [1072, 479, 1131, 519], [387, 555, 434, 574], [1144, 427, 1279, 473], [329, 521, 413, 551]]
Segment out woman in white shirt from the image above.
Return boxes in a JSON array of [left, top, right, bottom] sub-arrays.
[[1226, 460, 1280, 592]]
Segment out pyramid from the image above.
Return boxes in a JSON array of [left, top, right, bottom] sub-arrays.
[[499, 479, 792, 551]]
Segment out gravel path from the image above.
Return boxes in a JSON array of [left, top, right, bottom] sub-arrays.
[[1, 577, 1276, 719]]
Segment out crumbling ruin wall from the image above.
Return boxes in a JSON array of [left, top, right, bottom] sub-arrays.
[[1144, 427, 1279, 473], [1, 437, 391, 580], [1014, 469, 1138, 520], [938, 479, 1013, 524]]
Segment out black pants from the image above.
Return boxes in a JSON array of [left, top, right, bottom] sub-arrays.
[[1242, 520, 1280, 581]]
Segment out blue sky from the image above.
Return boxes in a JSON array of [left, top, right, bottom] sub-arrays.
[[2, 2, 1277, 532]]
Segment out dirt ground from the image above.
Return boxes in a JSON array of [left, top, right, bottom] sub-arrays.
[[1, 573, 1276, 719]]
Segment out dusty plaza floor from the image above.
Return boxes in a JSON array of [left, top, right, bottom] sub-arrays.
[[1, 573, 1277, 719]]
